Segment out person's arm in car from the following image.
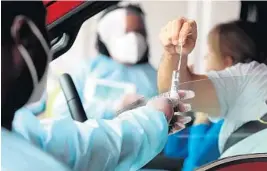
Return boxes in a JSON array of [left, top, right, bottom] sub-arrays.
[[14, 96, 193, 171], [158, 50, 220, 116], [158, 18, 223, 117]]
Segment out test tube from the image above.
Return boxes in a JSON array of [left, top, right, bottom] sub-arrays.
[[169, 43, 183, 99], [170, 70, 180, 99]]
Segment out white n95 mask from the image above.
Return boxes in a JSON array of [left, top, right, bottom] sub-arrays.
[[13, 16, 52, 104], [108, 32, 147, 64]]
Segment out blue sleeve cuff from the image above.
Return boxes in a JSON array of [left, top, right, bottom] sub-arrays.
[[164, 127, 189, 158]]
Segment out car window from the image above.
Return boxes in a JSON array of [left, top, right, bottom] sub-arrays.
[[43, 2, 267, 170]]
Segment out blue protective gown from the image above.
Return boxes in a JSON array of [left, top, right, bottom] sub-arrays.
[[51, 55, 158, 119], [24, 92, 47, 115], [164, 128, 189, 158], [12, 105, 168, 171], [2, 128, 71, 171]]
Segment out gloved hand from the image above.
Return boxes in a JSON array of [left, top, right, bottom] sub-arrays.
[[159, 17, 197, 56], [147, 90, 194, 134], [116, 93, 144, 112]]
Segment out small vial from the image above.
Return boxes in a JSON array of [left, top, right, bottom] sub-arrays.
[[170, 70, 180, 99]]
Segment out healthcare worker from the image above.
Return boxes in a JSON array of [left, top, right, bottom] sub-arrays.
[[52, 4, 158, 119], [2, 2, 193, 171], [158, 17, 267, 158], [1, 2, 70, 171]]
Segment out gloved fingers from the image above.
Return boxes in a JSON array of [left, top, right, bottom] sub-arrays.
[[169, 122, 185, 135], [169, 99, 192, 112], [121, 93, 145, 103], [116, 94, 145, 111], [169, 114, 192, 134], [146, 98, 174, 122], [151, 91, 170, 99], [170, 114, 192, 125], [155, 90, 195, 100], [150, 90, 194, 101], [178, 102, 192, 112], [174, 113, 192, 124], [177, 90, 195, 100]]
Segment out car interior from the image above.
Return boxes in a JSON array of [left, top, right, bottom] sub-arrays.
[[40, 1, 267, 170]]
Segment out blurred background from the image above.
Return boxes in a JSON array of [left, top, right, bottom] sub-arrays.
[[50, 1, 241, 75]]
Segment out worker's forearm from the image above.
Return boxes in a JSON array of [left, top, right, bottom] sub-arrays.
[[178, 53, 193, 86], [157, 51, 194, 93], [158, 51, 219, 115], [157, 52, 180, 93], [177, 52, 208, 90]]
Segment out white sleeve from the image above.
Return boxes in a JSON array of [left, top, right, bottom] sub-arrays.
[[13, 106, 168, 171], [207, 61, 267, 118]]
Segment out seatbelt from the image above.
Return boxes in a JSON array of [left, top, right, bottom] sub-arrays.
[[223, 113, 267, 153]]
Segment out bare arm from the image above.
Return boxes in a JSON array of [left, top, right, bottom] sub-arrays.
[[157, 52, 179, 93], [159, 17, 267, 120], [157, 51, 221, 116]]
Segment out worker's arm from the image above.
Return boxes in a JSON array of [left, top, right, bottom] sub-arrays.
[[158, 18, 221, 116], [13, 105, 169, 171], [157, 51, 200, 94], [157, 52, 179, 93], [159, 17, 267, 118], [159, 46, 267, 117], [161, 53, 222, 116], [158, 49, 220, 115]]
